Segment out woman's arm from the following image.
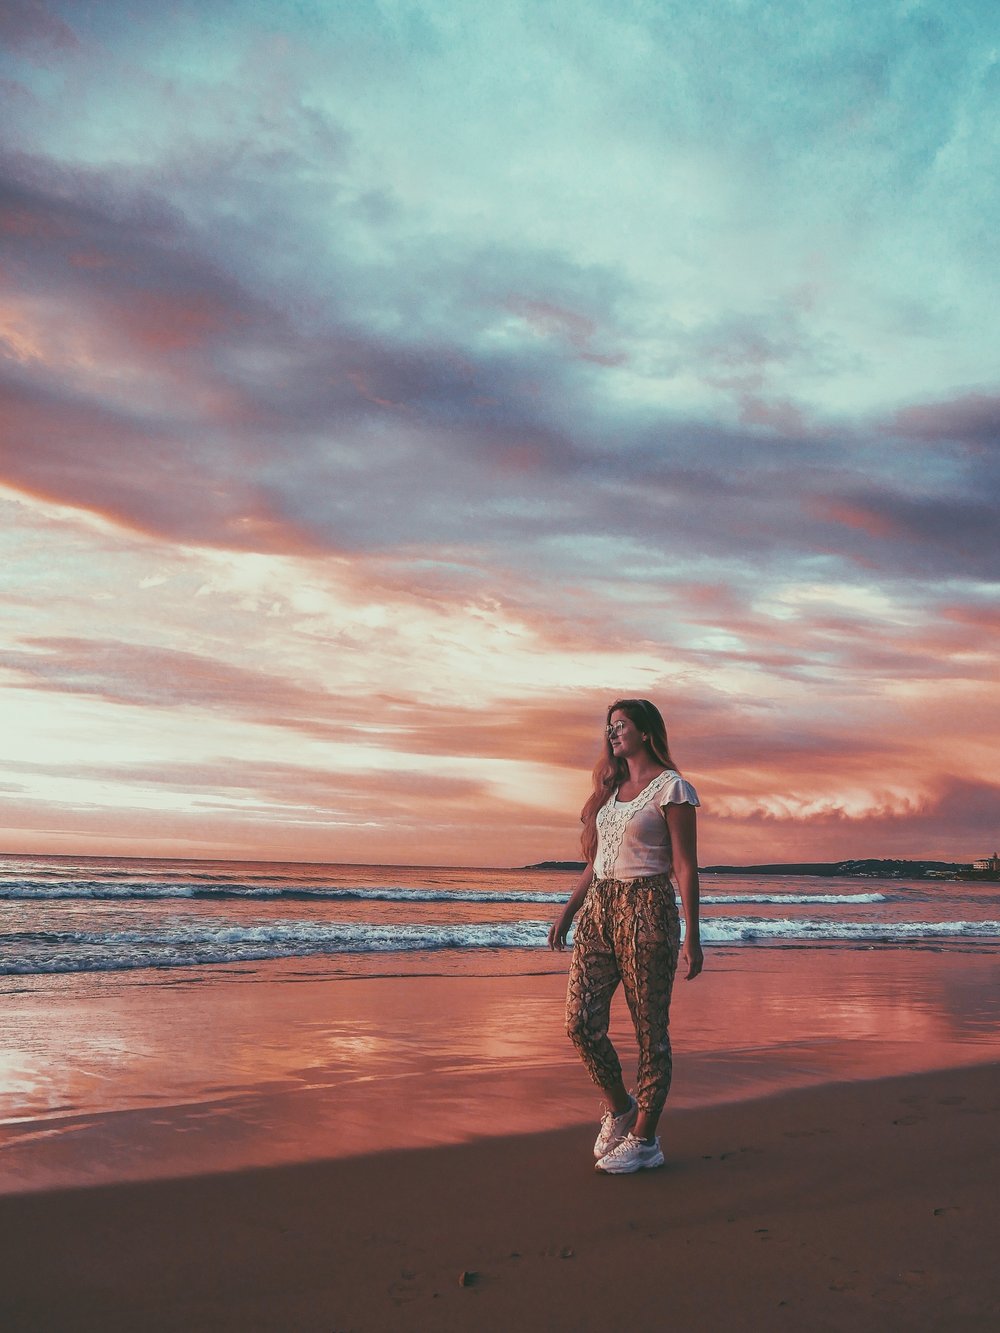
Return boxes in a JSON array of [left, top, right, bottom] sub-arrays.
[[666, 802, 703, 980], [547, 862, 594, 951]]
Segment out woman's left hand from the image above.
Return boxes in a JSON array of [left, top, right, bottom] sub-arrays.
[[681, 937, 704, 980]]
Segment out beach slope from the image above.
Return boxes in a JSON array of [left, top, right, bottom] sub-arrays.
[[1, 1063, 997, 1332]]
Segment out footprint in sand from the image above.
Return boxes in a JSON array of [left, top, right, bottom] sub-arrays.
[[388, 1269, 423, 1305], [894, 1269, 930, 1288]]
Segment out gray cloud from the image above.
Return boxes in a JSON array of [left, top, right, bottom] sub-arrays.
[[0, 0, 80, 55], [890, 392, 1000, 449], [2, 107, 998, 593]]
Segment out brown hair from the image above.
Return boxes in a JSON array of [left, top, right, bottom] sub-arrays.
[[579, 698, 678, 864]]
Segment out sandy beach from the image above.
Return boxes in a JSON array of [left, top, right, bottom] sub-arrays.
[[1, 1060, 998, 1332], [3, 944, 999, 1195], [2, 859, 999, 1330]]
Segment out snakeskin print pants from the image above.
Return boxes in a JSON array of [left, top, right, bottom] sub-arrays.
[[566, 873, 680, 1117]]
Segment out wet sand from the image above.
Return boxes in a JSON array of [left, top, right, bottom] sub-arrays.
[[2, 950, 999, 1329], [3, 947, 999, 1194], [1, 1061, 998, 1332]]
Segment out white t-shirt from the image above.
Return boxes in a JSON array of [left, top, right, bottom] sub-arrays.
[[593, 769, 700, 880]]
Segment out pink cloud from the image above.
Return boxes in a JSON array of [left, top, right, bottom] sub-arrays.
[[0, 636, 608, 767], [0, 786, 574, 866], [1, 630, 995, 863], [810, 497, 903, 540], [940, 602, 1000, 635], [889, 391, 1000, 447], [0, 372, 332, 553], [506, 295, 626, 366], [107, 289, 247, 354], [0, 1, 80, 55], [702, 775, 1000, 864], [738, 393, 807, 434], [0, 203, 76, 238]]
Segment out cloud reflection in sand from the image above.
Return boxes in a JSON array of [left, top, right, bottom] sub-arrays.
[[1, 947, 998, 1191]]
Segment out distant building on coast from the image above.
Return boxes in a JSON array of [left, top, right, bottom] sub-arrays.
[[972, 852, 1000, 873]]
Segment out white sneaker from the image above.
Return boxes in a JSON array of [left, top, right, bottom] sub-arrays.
[[595, 1132, 665, 1174], [593, 1095, 638, 1159]]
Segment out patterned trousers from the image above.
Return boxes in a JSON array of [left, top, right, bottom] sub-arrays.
[[565, 873, 680, 1117]]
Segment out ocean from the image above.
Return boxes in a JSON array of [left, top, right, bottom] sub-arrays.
[[2, 854, 999, 1192], [3, 854, 999, 978]]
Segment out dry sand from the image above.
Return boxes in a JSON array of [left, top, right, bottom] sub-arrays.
[[1, 1061, 997, 1332]]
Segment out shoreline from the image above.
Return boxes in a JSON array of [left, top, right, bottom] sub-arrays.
[[1, 1062, 997, 1331], [3, 949, 999, 1196]]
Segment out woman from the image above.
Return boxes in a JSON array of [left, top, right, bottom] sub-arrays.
[[548, 698, 703, 1174]]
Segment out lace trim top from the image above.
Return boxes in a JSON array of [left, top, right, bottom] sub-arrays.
[[593, 770, 700, 880]]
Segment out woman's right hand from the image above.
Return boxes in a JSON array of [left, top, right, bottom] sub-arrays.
[[548, 864, 593, 951], [548, 906, 576, 951]]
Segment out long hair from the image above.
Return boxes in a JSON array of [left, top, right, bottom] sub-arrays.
[[580, 698, 678, 864]]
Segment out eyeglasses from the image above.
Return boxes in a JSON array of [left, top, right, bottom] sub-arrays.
[[606, 721, 628, 738]]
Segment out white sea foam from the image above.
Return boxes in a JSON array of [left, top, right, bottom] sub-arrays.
[[702, 892, 890, 905], [0, 882, 562, 902], [0, 882, 891, 905], [2, 915, 998, 975]]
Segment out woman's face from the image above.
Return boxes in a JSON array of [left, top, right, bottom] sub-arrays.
[[607, 709, 645, 759]]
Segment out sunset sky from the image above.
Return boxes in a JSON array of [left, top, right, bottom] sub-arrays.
[[1, 0, 998, 867]]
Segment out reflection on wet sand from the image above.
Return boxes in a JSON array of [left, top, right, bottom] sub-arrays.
[[1, 947, 998, 1192]]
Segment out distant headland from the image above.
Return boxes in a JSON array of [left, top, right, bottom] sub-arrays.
[[523, 858, 995, 880], [700, 859, 975, 879], [525, 861, 589, 872]]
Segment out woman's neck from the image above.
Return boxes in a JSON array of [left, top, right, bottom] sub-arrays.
[[622, 754, 665, 786]]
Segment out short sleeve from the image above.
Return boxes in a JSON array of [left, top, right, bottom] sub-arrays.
[[657, 773, 700, 808]]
